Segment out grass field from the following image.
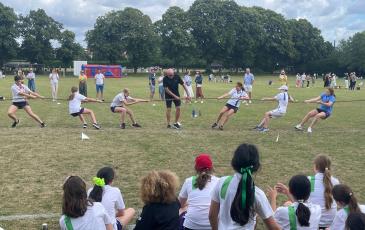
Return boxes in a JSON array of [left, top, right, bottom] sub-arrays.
[[0, 74, 365, 229]]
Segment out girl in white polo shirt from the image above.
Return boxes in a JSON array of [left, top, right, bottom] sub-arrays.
[[268, 175, 321, 230], [307, 155, 340, 229], [209, 143, 280, 230], [179, 153, 219, 230], [110, 88, 148, 129], [68, 86, 102, 129], [211, 82, 249, 131], [60, 176, 113, 230], [49, 68, 59, 101], [331, 184, 365, 230], [88, 167, 135, 230], [254, 85, 294, 132]]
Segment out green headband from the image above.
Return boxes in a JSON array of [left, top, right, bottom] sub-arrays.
[[240, 166, 254, 208], [93, 177, 105, 187]]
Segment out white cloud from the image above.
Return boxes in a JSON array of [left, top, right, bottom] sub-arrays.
[[2, 0, 364, 46]]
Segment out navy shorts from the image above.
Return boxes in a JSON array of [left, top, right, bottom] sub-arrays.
[[316, 108, 331, 119], [70, 108, 84, 117], [12, 101, 29, 109], [96, 84, 104, 93], [166, 98, 181, 108], [225, 103, 239, 113], [110, 106, 125, 113], [116, 219, 123, 230]]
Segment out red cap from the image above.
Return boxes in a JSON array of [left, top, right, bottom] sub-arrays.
[[195, 154, 213, 171]]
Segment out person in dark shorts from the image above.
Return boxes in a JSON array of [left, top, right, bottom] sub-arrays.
[[295, 88, 336, 133], [163, 68, 191, 129], [212, 82, 248, 130], [8, 75, 46, 128]]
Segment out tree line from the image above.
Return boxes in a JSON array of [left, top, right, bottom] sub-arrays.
[[1, 0, 364, 74]]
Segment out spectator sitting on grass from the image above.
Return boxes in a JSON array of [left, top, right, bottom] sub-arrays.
[[88, 167, 135, 230], [134, 170, 180, 230], [60, 176, 113, 230], [178, 153, 219, 230]]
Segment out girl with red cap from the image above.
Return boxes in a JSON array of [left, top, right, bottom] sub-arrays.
[[178, 153, 219, 230]]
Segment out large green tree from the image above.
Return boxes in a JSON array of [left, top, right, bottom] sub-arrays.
[[0, 2, 19, 66], [340, 32, 365, 73], [19, 9, 62, 64], [86, 8, 159, 71], [188, 0, 241, 69], [155, 6, 196, 69], [56, 30, 85, 71]]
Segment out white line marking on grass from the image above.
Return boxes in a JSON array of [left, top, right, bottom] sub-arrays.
[[0, 213, 59, 221]]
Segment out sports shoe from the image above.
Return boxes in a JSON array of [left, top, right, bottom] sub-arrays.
[[260, 128, 269, 133], [295, 124, 303, 131], [120, 123, 126, 129], [92, 123, 101, 130], [83, 124, 87, 129], [173, 123, 181, 129], [132, 123, 142, 128], [11, 119, 20, 128], [307, 127, 312, 133], [218, 125, 224, 131], [212, 123, 218, 128], [249, 100, 252, 104], [194, 101, 198, 103], [201, 101, 204, 104], [167, 124, 171, 129], [253, 125, 261, 130], [40, 123, 46, 128]]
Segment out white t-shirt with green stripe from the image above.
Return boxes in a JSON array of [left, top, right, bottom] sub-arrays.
[[330, 205, 365, 230], [179, 175, 219, 229], [274, 202, 321, 230], [307, 173, 340, 227], [211, 173, 274, 230]]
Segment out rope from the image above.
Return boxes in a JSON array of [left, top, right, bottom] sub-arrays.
[[1, 97, 365, 104]]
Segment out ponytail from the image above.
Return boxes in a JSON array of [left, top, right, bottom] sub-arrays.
[[230, 144, 260, 226], [332, 184, 361, 214], [68, 86, 79, 101], [314, 154, 334, 209], [230, 168, 255, 226], [296, 202, 311, 226], [195, 170, 212, 190], [88, 167, 115, 202], [289, 175, 311, 227]]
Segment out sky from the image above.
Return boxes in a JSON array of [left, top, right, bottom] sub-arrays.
[[2, 0, 365, 47]]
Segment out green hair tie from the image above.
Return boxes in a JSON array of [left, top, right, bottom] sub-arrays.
[[240, 166, 254, 208], [93, 177, 105, 187]]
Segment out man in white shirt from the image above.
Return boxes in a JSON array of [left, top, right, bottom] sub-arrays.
[[243, 68, 255, 104], [94, 69, 105, 101], [26, 69, 36, 92]]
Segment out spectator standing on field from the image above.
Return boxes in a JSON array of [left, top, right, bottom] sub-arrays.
[[195, 71, 204, 103], [26, 69, 36, 92], [95, 69, 105, 101], [79, 70, 88, 96], [243, 68, 255, 104]]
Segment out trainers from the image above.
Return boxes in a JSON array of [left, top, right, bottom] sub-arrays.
[[40, 123, 46, 128], [253, 125, 261, 130], [212, 123, 218, 128], [132, 123, 142, 128], [260, 128, 269, 133], [167, 124, 171, 129], [249, 100, 252, 104], [173, 123, 181, 129], [92, 123, 101, 130], [120, 123, 126, 129], [83, 124, 87, 129], [307, 127, 312, 133], [218, 125, 224, 131], [201, 101, 204, 104], [11, 119, 19, 128], [295, 124, 303, 131], [194, 101, 198, 103]]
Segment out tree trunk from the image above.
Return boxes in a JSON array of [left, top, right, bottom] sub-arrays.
[[134, 67, 137, 74]]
